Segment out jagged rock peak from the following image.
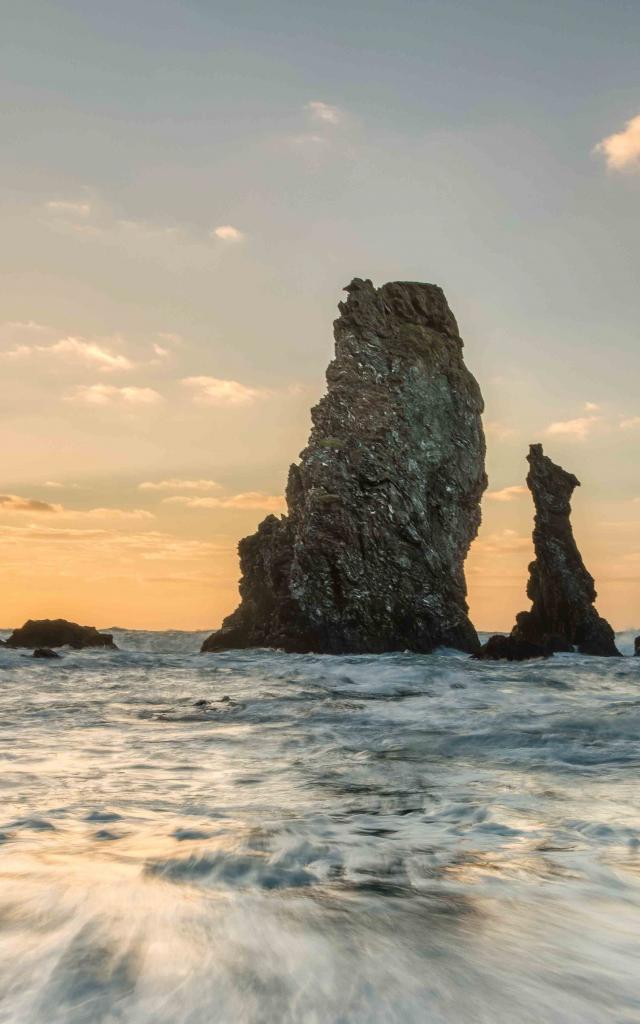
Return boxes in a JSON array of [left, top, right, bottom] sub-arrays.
[[511, 444, 620, 657], [202, 277, 487, 655]]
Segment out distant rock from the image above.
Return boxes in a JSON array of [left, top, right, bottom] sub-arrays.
[[33, 648, 61, 659], [5, 619, 117, 650], [202, 278, 487, 654], [473, 634, 551, 661], [511, 445, 620, 657], [634, 636, 640, 657]]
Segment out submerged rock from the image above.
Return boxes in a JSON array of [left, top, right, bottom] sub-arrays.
[[6, 619, 117, 650], [511, 444, 620, 657], [203, 278, 487, 654], [33, 648, 61, 659], [473, 634, 551, 661]]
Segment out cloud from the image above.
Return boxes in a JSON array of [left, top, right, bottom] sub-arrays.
[[471, 529, 532, 555], [486, 485, 528, 502], [182, 376, 264, 405], [0, 495, 152, 520], [594, 113, 640, 172], [584, 402, 600, 412], [67, 384, 163, 406], [546, 415, 600, 441], [71, 507, 154, 521], [48, 337, 133, 371], [484, 420, 516, 441], [139, 479, 221, 492], [1, 334, 133, 372], [212, 225, 244, 242], [46, 199, 92, 218], [164, 492, 286, 513], [619, 416, 640, 430], [0, 494, 60, 513], [306, 101, 343, 125]]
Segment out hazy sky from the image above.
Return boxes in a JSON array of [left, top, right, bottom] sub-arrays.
[[1, 0, 639, 630]]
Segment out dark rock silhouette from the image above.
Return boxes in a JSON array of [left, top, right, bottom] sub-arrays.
[[473, 634, 551, 661], [6, 619, 117, 650], [203, 278, 487, 654], [33, 648, 61, 659], [634, 636, 640, 657], [511, 444, 620, 657]]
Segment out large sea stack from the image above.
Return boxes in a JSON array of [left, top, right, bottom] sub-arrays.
[[511, 444, 620, 656], [203, 278, 487, 654]]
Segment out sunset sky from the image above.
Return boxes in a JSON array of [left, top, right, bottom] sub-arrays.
[[1, 0, 639, 631]]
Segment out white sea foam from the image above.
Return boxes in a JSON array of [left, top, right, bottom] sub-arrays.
[[0, 631, 638, 1022]]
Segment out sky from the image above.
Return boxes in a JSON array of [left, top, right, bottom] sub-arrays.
[[1, 0, 639, 631]]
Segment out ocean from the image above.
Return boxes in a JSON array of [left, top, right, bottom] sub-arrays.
[[0, 629, 638, 1023]]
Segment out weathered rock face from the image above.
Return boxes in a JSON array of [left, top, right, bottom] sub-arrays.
[[203, 278, 487, 654], [6, 619, 117, 650], [511, 444, 620, 657]]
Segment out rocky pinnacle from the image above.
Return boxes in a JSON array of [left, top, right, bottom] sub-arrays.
[[511, 444, 620, 656], [202, 278, 487, 654]]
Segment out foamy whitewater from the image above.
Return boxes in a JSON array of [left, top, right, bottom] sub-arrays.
[[0, 629, 639, 1023]]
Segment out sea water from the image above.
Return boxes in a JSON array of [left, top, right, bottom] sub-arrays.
[[0, 629, 638, 1023]]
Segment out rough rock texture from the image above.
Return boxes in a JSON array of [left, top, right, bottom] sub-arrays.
[[511, 445, 620, 657], [6, 619, 117, 650], [473, 634, 551, 661], [203, 278, 487, 654]]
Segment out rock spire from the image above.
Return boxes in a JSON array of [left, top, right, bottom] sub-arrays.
[[511, 444, 620, 656], [202, 278, 487, 654]]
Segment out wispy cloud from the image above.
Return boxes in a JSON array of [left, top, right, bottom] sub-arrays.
[[182, 376, 264, 406], [619, 416, 640, 430], [1, 334, 133, 372], [306, 100, 343, 125], [164, 492, 286, 513], [0, 494, 60, 513], [46, 199, 92, 218], [484, 420, 516, 441], [471, 529, 532, 555], [139, 479, 221, 492], [584, 401, 600, 412], [546, 415, 600, 441], [486, 485, 528, 502], [594, 113, 640, 172], [0, 495, 153, 520], [67, 384, 163, 406], [212, 225, 244, 242]]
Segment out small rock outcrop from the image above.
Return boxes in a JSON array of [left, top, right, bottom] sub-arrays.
[[473, 634, 550, 661], [203, 278, 487, 654], [6, 619, 117, 650], [634, 636, 640, 657], [511, 445, 620, 657], [33, 648, 61, 659]]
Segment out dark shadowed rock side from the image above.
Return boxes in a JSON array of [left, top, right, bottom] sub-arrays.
[[634, 636, 640, 657], [473, 634, 550, 661], [511, 445, 620, 657], [203, 278, 487, 655], [5, 619, 117, 650]]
